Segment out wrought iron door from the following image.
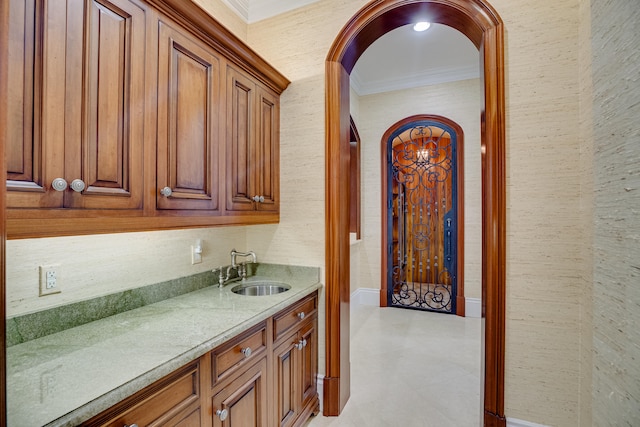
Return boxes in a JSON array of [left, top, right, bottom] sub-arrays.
[[387, 120, 458, 313]]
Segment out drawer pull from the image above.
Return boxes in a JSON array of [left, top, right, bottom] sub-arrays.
[[216, 409, 229, 421], [241, 347, 252, 358], [297, 312, 305, 320]]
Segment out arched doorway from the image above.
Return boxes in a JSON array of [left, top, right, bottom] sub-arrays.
[[382, 115, 466, 316], [324, 1, 506, 425]]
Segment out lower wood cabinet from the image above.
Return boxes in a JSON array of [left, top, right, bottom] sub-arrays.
[[82, 361, 202, 427], [83, 292, 319, 427], [211, 357, 269, 427]]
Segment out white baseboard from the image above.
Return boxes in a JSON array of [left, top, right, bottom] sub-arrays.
[[316, 374, 324, 412], [465, 297, 481, 318], [507, 418, 550, 427], [351, 288, 482, 319], [350, 288, 379, 306]]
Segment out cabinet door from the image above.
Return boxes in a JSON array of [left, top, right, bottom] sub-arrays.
[[225, 67, 280, 213], [298, 318, 318, 410], [226, 66, 256, 211], [64, 0, 146, 209], [255, 86, 279, 212], [211, 358, 268, 427], [157, 20, 221, 211], [274, 337, 299, 427], [6, 0, 64, 208], [6, 0, 146, 210]]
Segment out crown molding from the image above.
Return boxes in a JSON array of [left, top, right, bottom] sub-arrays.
[[221, 0, 249, 21], [350, 64, 479, 96]]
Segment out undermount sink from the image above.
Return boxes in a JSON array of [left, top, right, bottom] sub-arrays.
[[231, 281, 291, 296]]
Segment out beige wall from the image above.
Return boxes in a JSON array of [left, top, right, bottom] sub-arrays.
[[352, 78, 482, 301], [248, 0, 584, 425], [578, 0, 593, 424], [589, 0, 640, 424]]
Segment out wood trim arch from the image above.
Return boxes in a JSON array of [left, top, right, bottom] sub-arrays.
[[324, 1, 506, 425], [380, 114, 466, 317]]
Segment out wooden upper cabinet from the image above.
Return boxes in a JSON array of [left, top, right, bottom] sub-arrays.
[[5, 0, 289, 237], [156, 19, 220, 211], [6, 0, 146, 211], [226, 66, 279, 213], [67, 0, 146, 210], [6, 0, 63, 208]]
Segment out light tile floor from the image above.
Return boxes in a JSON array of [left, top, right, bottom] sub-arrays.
[[307, 304, 482, 427]]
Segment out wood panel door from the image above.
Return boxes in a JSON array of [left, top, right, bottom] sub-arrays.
[[254, 86, 279, 212], [274, 336, 298, 427], [298, 319, 318, 411], [6, 0, 146, 210], [273, 317, 317, 427], [226, 66, 279, 213], [6, 0, 64, 208], [156, 19, 221, 211], [65, 0, 146, 210], [211, 358, 268, 427]]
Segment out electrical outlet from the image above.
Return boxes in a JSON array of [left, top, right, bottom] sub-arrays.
[[39, 265, 61, 296], [191, 239, 203, 265]]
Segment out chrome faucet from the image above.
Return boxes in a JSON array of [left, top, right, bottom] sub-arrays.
[[231, 249, 257, 282], [213, 249, 257, 288], [230, 249, 257, 268]]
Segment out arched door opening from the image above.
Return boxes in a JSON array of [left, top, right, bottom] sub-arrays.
[[382, 115, 465, 316], [324, 1, 506, 425]]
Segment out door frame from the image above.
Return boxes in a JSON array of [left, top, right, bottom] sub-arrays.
[[381, 115, 466, 316], [324, 0, 506, 425]]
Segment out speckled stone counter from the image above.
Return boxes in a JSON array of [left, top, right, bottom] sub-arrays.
[[6, 264, 321, 427]]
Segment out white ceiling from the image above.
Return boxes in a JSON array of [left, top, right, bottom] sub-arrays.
[[223, 0, 479, 95]]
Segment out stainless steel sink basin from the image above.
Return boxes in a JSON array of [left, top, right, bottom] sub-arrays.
[[231, 281, 291, 296]]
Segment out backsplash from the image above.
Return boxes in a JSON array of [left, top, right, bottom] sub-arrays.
[[5, 227, 246, 317]]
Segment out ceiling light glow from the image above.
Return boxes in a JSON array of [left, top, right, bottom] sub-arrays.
[[413, 22, 431, 32]]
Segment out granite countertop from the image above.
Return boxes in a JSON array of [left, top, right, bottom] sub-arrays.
[[6, 265, 322, 427]]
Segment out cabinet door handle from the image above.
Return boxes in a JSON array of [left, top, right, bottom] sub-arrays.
[[160, 186, 172, 197], [123, 424, 139, 427], [241, 347, 252, 358], [70, 179, 86, 193], [51, 178, 68, 192], [297, 312, 305, 320], [301, 339, 307, 348], [216, 409, 229, 421], [294, 341, 303, 350], [252, 195, 265, 203]]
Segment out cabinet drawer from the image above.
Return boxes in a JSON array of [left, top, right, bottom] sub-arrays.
[[273, 292, 318, 343], [83, 361, 200, 427], [211, 322, 267, 384]]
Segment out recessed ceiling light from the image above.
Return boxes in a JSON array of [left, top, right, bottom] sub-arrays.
[[413, 22, 431, 32]]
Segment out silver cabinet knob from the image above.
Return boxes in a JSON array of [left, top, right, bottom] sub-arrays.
[[52, 178, 68, 191], [252, 195, 265, 203], [297, 312, 305, 320], [241, 347, 252, 358], [160, 186, 172, 197], [123, 424, 139, 427], [294, 341, 303, 350], [70, 179, 86, 193], [216, 409, 228, 421], [302, 339, 307, 348]]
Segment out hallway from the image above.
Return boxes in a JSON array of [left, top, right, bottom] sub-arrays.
[[307, 303, 482, 426]]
